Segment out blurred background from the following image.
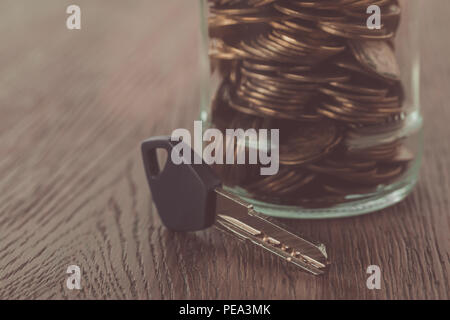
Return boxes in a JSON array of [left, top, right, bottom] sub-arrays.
[[0, 0, 448, 299]]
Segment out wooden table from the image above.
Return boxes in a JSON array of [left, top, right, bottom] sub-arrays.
[[0, 0, 448, 300]]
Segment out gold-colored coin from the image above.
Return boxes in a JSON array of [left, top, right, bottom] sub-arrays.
[[349, 40, 401, 81]]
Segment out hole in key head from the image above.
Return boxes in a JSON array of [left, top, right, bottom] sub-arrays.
[[147, 148, 168, 178]]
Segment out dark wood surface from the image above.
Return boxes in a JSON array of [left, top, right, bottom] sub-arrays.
[[0, 0, 448, 300]]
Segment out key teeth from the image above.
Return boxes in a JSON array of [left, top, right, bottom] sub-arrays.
[[250, 208, 328, 252], [259, 231, 328, 271], [214, 191, 330, 274]]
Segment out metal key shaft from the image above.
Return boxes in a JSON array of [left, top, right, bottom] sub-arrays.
[[214, 188, 328, 275]]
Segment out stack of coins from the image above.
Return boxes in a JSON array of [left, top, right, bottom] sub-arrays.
[[207, 0, 414, 207]]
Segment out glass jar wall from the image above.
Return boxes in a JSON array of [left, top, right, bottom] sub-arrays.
[[199, 0, 423, 219]]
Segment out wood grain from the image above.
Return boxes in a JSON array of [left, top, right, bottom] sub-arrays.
[[0, 0, 448, 300]]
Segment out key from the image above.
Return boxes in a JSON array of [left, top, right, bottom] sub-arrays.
[[141, 136, 329, 275]]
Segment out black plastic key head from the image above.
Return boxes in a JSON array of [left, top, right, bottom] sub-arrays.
[[141, 136, 221, 232]]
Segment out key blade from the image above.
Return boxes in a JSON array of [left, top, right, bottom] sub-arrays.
[[214, 188, 329, 275]]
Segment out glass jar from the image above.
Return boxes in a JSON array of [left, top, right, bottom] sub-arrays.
[[198, 0, 423, 219]]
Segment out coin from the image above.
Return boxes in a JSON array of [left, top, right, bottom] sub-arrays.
[[349, 40, 401, 81]]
